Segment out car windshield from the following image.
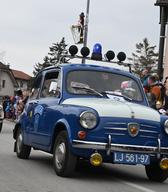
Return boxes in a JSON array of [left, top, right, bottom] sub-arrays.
[[66, 70, 143, 101]]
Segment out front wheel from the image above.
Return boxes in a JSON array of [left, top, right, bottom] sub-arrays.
[[15, 128, 31, 159], [53, 130, 77, 177], [145, 162, 168, 182], [0, 122, 3, 133]]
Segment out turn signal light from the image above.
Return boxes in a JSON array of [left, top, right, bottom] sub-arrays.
[[78, 131, 86, 139]]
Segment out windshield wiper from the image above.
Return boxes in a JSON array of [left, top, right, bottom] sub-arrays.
[[102, 91, 132, 101], [71, 85, 104, 97]]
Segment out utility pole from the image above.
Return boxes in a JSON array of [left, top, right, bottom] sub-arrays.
[[82, 0, 90, 64], [155, 0, 168, 80]]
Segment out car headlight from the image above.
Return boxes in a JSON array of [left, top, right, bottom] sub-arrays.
[[80, 111, 97, 129], [164, 119, 168, 134]]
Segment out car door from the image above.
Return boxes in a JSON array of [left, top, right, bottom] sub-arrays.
[[23, 73, 43, 145], [31, 69, 62, 150]]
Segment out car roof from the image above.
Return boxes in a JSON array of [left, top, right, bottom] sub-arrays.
[[42, 63, 134, 77]]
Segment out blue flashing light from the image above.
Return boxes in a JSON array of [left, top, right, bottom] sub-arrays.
[[91, 43, 102, 61], [92, 43, 102, 54]]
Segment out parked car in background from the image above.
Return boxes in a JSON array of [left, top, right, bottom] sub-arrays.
[[0, 104, 4, 133], [13, 63, 168, 182]]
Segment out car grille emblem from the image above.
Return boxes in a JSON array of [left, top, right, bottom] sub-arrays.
[[128, 123, 139, 137]]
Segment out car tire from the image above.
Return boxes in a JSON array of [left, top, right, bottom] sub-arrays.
[[0, 122, 2, 133], [145, 162, 168, 182], [53, 130, 77, 177], [16, 128, 31, 159]]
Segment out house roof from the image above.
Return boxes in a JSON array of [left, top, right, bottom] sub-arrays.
[[12, 69, 32, 80], [0, 62, 18, 87], [0, 62, 9, 69]]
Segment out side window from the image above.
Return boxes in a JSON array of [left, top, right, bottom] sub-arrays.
[[20, 81, 23, 88], [30, 74, 42, 100], [40, 71, 61, 98]]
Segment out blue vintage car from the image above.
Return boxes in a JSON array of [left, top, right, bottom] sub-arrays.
[[13, 63, 168, 182]]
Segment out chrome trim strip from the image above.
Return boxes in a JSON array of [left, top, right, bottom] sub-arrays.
[[106, 122, 127, 125], [140, 130, 159, 134], [139, 135, 157, 139], [72, 140, 168, 155], [104, 127, 127, 131], [140, 124, 157, 129], [104, 127, 158, 133], [104, 133, 125, 136]]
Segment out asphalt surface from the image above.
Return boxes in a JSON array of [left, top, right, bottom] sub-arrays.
[[0, 119, 168, 192]]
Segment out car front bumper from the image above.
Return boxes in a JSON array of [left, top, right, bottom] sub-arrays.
[[72, 138, 168, 155]]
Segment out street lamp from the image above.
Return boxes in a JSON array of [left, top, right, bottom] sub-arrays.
[[155, 0, 168, 80]]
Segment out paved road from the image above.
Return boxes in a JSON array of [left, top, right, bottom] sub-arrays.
[[0, 120, 168, 192]]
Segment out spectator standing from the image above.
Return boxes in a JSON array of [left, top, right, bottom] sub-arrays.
[[15, 90, 30, 120], [147, 75, 161, 109], [140, 68, 150, 92], [149, 76, 161, 101], [15, 90, 24, 120], [2, 96, 8, 118], [162, 76, 168, 113], [5, 96, 11, 118]]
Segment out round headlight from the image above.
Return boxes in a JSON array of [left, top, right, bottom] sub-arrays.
[[80, 111, 97, 129], [164, 119, 168, 134]]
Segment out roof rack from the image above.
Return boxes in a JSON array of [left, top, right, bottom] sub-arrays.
[[63, 44, 132, 72]]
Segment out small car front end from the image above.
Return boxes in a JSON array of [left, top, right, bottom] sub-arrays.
[[62, 97, 168, 182], [63, 98, 168, 162], [61, 64, 168, 181]]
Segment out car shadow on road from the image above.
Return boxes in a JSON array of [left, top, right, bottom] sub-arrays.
[[74, 159, 147, 182], [28, 153, 152, 183], [28, 152, 54, 172]]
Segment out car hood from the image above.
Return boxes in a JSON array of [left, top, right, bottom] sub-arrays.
[[62, 98, 160, 122]]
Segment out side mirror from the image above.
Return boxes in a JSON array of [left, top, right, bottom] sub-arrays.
[[48, 81, 61, 97], [49, 81, 58, 93]]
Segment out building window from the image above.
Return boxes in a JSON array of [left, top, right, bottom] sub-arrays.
[[2, 80, 5, 88], [20, 81, 23, 88]]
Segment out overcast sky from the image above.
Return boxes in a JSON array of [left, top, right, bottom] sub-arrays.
[[0, 0, 160, 75]]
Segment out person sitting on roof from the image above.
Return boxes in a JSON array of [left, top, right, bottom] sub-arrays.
[[72, 12, 85, 43]]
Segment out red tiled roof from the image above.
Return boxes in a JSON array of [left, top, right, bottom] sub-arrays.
[[12, 69, 32, 80]]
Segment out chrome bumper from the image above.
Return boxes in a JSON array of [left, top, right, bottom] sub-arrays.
[[72, 139, 168, 155]]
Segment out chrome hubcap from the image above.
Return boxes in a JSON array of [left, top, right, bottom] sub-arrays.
[[55, 142, 66, 169]]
